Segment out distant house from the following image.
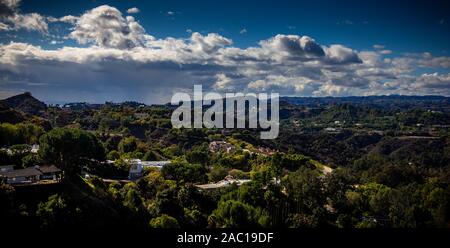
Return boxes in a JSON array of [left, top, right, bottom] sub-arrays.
[[31, 144, 39, 153], [38, 165, 63, 180], [195, 177, 251, 190], [0, 165, 62, 185], [128, 159, 172, 180], [0, 165, 14, 173], [255, 147, 277, 156], [209, 141, 235, 153], [0, 167, 41, 184]]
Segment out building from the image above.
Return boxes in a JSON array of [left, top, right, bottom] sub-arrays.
[[128, 159, 172, 180], [38, 165, 63, 180], [31, 144, 39, 153], [209, 141, 235, 153], [0, 165, 63, 185], [255, 146, 277, 156], [0, 165, 14, 173], [195, 177, 251, 190]]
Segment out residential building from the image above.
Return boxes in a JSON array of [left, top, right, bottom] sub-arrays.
[[0, 165, 63, 185], [209, 141, 235, 153], [128, 159, 172, 180]]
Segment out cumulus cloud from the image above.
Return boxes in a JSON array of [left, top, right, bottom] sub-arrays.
[[0, 0, 48, 33], [69, 5, 150, 49], [413, 73, 450, 89], [248, 75, 316, 95], [418, 53, 450, 68], [127, 7, 140, 14], [259, 35, 326, 59], [47, 15, 79, 24], [0, 0, 20, 17], [324, 45, 362, 64], [190, 32, 232, 54], [213, 74, 234, 90]]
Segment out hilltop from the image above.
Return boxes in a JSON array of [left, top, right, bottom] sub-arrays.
[[0, 92, 47, 115]]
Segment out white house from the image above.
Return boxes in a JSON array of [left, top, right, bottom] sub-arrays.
[[0, 165, 62, 185], [128, 159, 172, 180], [31, 144, 39, 153]]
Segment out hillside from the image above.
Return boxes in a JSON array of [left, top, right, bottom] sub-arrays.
[[0, 92, 47, 115]]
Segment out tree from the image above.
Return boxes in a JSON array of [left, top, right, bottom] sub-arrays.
[[0, 123, 44, 146], [0, 183, 15, 215], [118, 136, 138, 154], [143, 150, 158, 161], [36, 194, 81, 228], [283, 167, 327, 225], [107, 150, 120, 160], [186, 146, 209, 165], [149, 214, 180, 228], [208, 199, 262, 228], [22, 153, 41, 168], [161, 161, 207, 183], [324, 168, 355, 212], [208, 165, 228, 182], [39, 128, 105, 177]]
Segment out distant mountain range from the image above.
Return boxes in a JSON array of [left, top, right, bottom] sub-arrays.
[[1, 92, 450, 113], [281, 95, 450, 111]]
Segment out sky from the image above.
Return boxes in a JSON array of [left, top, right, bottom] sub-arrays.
[[0, 0, 449, 104]]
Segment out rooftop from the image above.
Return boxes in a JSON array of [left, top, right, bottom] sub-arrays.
[[0, 165, 62, 178], [0, 167, 42, 178]]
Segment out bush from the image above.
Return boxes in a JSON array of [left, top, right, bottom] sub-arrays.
[[161, 162, 207, 183], [208, 165, 229, 182], [118, 136, 138, 154], [149, 214, 180, 228]]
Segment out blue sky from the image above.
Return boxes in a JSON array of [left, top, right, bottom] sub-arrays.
[[16, 0, 450, 53], [0, 0, 450, 103]]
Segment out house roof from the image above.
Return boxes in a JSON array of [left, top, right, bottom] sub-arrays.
[[37, 165, 62, 174], [0, 165, 14, 172], [0, 167, 42, 178], [0, 165, 62, 178]]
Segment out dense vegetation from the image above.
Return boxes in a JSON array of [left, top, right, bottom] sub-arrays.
[[1, 93, 449, 229]]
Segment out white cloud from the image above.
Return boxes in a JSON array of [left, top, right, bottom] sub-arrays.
[[259, 35, 326, 59], [127, 7, 140, 14], [47, 15, 78, 24], [50, 40, 63, 45], [213, 74, 234, 90], [239, 28, 247, 34], [373, 44, 385, 49], [190, 32, 232, 54], [0, 21, 10, 30], [0, 0, 48, 34], [10, 12, 48, 33], [324, 45, 362, 64], [68, 5, 150, 49]]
